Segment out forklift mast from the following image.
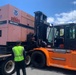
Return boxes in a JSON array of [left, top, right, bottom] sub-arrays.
[[34, 11, 48, 42]]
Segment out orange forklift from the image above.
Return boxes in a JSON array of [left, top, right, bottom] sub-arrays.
[[27, 11, 76, 71]]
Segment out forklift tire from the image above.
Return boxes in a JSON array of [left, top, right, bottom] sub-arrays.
[[31, 51, 46, 68], [25, 55, 31, 67], [1, 58, 15, 75]]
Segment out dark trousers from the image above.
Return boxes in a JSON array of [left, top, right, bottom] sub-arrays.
[[15, 60, 26, 75]]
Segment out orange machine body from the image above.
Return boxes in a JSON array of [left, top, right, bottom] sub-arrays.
[[34, 47, 76, 71]]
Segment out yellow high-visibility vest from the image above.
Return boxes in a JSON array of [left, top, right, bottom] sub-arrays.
[[12, 46, 24, 62]]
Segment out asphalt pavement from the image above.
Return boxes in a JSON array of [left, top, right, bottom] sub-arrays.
[[12, 66, 76, 75]]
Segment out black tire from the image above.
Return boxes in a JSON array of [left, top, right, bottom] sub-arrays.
[[31, 51, 46, 68], [1, 58, 15, 75], [25, 55, 31, 67]]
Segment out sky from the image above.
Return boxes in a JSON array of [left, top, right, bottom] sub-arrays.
[[0, 0, 76, 25]]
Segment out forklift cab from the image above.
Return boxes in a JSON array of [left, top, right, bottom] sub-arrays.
[[47, 23, 76, 50], [47, 25, 64, 48]]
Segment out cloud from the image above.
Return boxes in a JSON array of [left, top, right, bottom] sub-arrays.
[[47, 17, 54, 23], [47, 10, 76, 24], [72, 1, 76, 4]]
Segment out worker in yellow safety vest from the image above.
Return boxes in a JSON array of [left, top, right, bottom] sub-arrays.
[[12, 41, 26, 75]]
